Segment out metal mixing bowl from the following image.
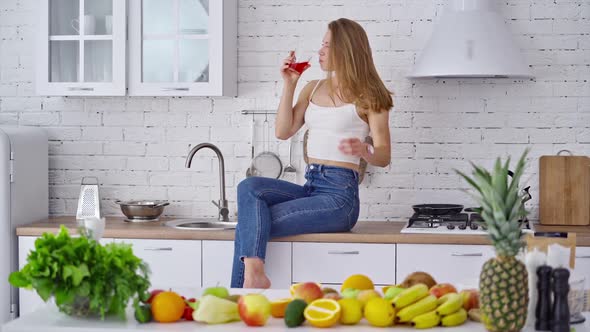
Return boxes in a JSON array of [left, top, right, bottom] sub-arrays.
[[115, 200, 170, 222]]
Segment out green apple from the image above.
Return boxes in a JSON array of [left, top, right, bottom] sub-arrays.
[[384, 286, 405, 300], [202, 286, 230, 299], [341, 288, 360, 299]]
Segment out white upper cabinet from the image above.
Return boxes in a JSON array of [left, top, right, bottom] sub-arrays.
[[37, 0, 237, 97], [128, 0, 237, 96], [37, 0, 126, 96]]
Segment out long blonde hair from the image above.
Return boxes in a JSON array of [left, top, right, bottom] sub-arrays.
[[326, 18, 393, 113]]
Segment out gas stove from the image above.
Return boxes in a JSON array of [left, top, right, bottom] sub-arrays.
[[400, 208, 534, 235]]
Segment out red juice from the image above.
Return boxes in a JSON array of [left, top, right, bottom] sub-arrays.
[[289, 61, 310, 75]]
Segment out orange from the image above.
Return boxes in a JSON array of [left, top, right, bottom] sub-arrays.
[[270, 298, 293, 318], [151, 291, 185, 323], [303, 299, 341, 328]]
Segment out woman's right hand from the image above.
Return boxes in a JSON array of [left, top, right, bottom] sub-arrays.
[[281, 51, 304, 85]]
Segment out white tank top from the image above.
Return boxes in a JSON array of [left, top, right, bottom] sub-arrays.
[[304, 80, 370, 165]]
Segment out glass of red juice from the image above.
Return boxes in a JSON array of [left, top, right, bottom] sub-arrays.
[[289, 56, 312, 75]]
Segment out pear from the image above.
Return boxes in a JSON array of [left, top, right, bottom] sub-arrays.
[[193, 295, 240, 324]]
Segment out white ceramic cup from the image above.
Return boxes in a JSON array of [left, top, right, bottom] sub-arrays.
[[83, 217, 105, 241], [104, 15, 113, 35], [71, 15, 96, 34]]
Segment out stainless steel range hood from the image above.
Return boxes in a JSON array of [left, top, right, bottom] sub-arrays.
[[408, 0, 533, 79]]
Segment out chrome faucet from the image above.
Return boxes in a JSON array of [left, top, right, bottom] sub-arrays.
[[185, 143, 229, 222]]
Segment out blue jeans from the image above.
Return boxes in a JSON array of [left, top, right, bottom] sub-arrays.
[[231, 164, 360, 288]]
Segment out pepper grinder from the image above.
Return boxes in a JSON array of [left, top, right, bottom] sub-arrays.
[[551, 268, 570, 332], [535, 265, 553, 331]]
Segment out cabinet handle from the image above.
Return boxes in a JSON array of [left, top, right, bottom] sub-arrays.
[[576, 255, 590, 259], [328, 251, 359, 255], [162, 87, 189, 91], [144, 247, 173, 251], [68, 87, 95, 91], [451, 253, 483, 257]]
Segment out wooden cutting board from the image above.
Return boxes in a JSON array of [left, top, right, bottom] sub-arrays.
[[539, 154, 590, 225]]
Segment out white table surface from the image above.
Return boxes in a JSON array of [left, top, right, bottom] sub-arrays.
[[3, 288, 589, 332]]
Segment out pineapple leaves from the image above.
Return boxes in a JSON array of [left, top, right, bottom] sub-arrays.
[[454, 149, 530, 257]]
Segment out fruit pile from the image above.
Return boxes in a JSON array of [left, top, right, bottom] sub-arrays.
[[134, 271, 481, 329]]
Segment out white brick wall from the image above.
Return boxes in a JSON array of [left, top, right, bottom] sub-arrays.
[[1, 0, 589, 221]]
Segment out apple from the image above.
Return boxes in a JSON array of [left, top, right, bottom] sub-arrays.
[[146, 289, 164, 304], [429, 283, 458, 298], [202, 286, 230, 299], [384, 287, 405, 300], [238, 293, 272, 326], [293, 282, 323, 304], [341, 288, 361, 299], [357, 289, 381, 309], [460, 289, 480, 311]]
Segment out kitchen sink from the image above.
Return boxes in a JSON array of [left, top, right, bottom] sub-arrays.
[[165, 218, 237, 230]]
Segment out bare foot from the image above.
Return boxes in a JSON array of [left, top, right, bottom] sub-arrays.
[[243, 257, 272, 289], [243, 272, 271, 289]]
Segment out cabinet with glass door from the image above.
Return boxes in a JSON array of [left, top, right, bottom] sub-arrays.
[[128, 0, 237, 96], [37, 0, 126, 96]]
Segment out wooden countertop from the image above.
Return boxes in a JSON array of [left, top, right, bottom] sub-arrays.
[[16, 217, 590, 246]]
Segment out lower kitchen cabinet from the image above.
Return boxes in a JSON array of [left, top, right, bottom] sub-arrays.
[[201, 240, 292, 289], [114, 238, 201, 290], [396, 244, 495, 287], [292, 242, 396, 286], [17, 236, 114, 316]]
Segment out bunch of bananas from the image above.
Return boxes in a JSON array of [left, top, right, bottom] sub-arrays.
[[390, 284, 468, 329]]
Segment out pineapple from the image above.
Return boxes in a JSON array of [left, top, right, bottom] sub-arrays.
[[456, 150, 530, 332]]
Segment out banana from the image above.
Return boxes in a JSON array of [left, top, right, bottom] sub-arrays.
[[441, 308, 468, 327], [391, 283, 429, 309], [411, 310, 441, 329], [396, 294, 438, 323], [435, 293, 463, 316]]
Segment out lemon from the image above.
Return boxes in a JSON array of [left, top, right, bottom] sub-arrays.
[[341, 274, 374, 292], [303, 299, 341, 328], [364, 298, 396, 327], [338, 298, 362, 325]]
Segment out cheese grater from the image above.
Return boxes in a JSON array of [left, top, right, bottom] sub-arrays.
[[76, 176, 101, 220]]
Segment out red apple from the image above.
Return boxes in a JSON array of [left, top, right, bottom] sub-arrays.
[[460, 289, 480, 311], [238, 293, 271, 326], [293, 282, 324, 304], [146, 289, 164, 304], [429, 283, 458, 298]]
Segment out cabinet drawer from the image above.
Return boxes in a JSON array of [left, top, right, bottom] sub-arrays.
[[115, 239, 201, 289], [292, 243, 395, 285], [202, 241, 292, 289], [396, 244, 495, 287], [573, 246, 590, 288]]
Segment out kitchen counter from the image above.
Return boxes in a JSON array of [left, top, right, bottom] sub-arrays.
[[3, 288, 589, 332], [15, 217, 590, 246]]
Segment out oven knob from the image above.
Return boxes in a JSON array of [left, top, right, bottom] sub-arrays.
[[458, 224, 467, 230], [470, 224, 479, 230], [446, 224, 456, 230]]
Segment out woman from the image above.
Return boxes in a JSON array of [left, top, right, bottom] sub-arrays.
[[231, 18, 393, 288]]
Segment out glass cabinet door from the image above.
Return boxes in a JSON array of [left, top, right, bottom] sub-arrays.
[[129, 0, 236, 96], [37, 0, 125, 95]]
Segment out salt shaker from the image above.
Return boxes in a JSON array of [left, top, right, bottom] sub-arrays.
[[535, 265, 553, 331], [551, 268, 570, 332]]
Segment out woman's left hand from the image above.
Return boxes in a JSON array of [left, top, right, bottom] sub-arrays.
[[338, 138, 368, 158]]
